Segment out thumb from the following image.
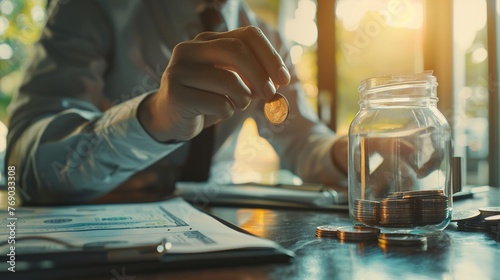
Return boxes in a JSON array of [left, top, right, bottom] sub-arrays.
[[204, 115, 222, 128]]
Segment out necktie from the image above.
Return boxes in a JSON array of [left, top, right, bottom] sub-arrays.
[[199, 2, 227, 32], [179, 4, 227, 181]]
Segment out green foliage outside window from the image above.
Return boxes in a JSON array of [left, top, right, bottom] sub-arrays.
[[0, 0, 46, 124]]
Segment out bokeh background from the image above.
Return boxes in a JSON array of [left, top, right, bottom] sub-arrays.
[[0, 0, 46, 123], [0, 0, 495, 186]]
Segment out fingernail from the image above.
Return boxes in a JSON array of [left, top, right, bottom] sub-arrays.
[[263, 80, 276, 100], [278, 65, 291, 85]]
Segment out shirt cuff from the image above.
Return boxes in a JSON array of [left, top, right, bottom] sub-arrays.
[[93, 92, 183, 166], [32, 93, 183, 203], [296, 134, 348, 187]]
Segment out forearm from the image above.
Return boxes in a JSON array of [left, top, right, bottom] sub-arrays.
[[294, 133, 348, 186]]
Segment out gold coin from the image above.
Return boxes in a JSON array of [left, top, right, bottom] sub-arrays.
[[264, 92, 289, 125], [315, 225, 339, 238], [336, 226, 380, 241]]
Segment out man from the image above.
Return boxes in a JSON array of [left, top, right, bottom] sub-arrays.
[[6, 0, 348, 205]]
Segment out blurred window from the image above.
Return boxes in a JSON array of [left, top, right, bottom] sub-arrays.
[[319, 0, 496, 187], [2, 0, 498, 187], [452, 0, 490, 186]]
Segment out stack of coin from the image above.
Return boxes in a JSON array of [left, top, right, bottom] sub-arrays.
[[478, 207, 500, 218], [478, 207, 500, 240], [455, 207, 500, 241], [387, 190, 444, 199], [383, 190, 448, 227], [457, 216, 490, 232], [403, 190, 444, 198], [336, 226, 380, 242], [352, 199, 380, 225], [416, 196, 448, 225], [484, 215, 500, 241], [379, 198, 415, 226], [315, 225, 339, 238], [404, 190, 448, 225], [353, 190, 449, 228]]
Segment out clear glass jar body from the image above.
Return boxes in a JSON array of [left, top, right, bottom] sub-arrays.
[[348, 72, 452, 233]]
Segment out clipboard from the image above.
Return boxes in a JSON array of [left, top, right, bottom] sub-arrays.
[[0, 197, 294, 280], [0, 247, 293, 280]]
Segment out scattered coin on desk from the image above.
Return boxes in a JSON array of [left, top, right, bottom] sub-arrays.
[[478, 206, 500, 216], [264, 92, 289, 125], [336, 226, 380, 242], [352, 199, 379, 226], [484, 214, 500, 223], [451, 209, 481, 222], [315, 225, 339, 238], [315, 224, 429, 251], [454, 206, 500, 241]]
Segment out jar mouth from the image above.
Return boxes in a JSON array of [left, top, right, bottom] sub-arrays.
[[358, 70, 438, 95]]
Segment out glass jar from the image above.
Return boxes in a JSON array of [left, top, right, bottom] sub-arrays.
[[348, 71, 452, 233]]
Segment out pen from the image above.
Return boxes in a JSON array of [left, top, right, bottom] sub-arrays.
[[0, 237, 170, 271], [102, 238, 170, 263], [227, 182, 348, 205], [272, 183, 348, 204]]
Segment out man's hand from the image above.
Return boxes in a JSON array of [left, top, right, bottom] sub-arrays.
[[138, 26, 291, 142]]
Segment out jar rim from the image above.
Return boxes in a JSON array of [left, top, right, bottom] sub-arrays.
[[358, 70, 438, 93]]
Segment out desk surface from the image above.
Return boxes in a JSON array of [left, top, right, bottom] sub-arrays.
[[99, 187, 498, 280], [3, 188, 499, 280]]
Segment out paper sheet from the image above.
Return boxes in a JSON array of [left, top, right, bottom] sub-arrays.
[[0, 198, 279, 254], [175, 181, 349, 209]]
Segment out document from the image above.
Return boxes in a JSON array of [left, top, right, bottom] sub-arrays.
[[175, 182, 349, 210], [0, 198, 281, 255]]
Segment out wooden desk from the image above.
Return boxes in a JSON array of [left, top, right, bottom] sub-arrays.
[[126, 188, 500, 280], [2, 188, 499, 280]]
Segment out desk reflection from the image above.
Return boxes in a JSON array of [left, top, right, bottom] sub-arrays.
[[207, 189, 499, 280], [3, 187, 496, 280]]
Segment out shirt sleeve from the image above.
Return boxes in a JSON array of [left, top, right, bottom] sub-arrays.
[[6, 0, 180, 204]]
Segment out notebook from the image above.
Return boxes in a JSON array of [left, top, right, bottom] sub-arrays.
[[0, 197, 293, 280], [175, 182, 349, 210]]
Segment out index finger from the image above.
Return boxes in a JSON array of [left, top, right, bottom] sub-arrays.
[[199, 26, 291, 87]]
